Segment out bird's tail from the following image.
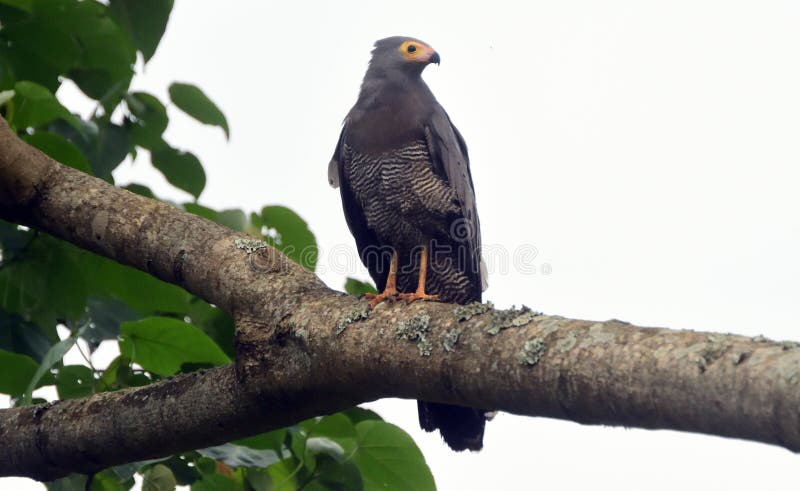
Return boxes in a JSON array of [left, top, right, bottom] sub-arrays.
[[417, 400, 486, 451]]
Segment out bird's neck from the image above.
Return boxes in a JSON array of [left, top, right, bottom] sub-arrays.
[[357, 71, 433, 110], [346, 72, 435, 154]]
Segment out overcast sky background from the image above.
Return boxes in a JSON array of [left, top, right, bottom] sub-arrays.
[[5, 0, 800, 489]]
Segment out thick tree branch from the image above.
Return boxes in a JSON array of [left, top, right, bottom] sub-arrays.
[[1, 116, 799, 480]]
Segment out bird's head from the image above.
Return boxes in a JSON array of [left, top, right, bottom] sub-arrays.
[[368, 36, 440, 78]]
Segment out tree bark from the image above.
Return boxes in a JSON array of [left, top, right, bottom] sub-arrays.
[[1, 116, 799, 481]]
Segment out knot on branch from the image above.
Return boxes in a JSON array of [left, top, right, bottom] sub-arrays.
[[234, 313, 313, 388]]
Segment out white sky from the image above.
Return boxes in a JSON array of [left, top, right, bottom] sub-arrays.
[[4, 0, 800, 489]]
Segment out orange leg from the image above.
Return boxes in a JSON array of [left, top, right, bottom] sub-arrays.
[[399, 246, 440, 304], [365, 250, 399, 308]]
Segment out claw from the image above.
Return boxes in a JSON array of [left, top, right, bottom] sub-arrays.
[[365, 289, 399, 309], [398, 291, 439, 304]]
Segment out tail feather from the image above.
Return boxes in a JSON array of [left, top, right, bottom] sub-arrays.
[[417, 400, 486, 451]]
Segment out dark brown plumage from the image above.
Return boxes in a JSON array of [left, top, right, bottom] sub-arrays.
[[328, 36, 488, 451]]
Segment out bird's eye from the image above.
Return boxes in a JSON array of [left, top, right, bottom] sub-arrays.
[[407, 45, 417, 53]]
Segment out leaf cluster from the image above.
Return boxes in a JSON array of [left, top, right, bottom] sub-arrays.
[[0, 1, 428, 489]]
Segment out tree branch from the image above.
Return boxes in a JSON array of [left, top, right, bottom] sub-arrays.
[[1, 116, 798, 480]]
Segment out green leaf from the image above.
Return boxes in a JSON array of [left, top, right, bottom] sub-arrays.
[[0, 310, 52, 362], [351, 421, 435, 491], [306, 436, 346, 462], [98, 355, 124, 391], [127, 91, 168, 150], [299, 414, 360, 486], [197, 444, 282, 469], [183, 204, 247, 232], [309, 453, 363, 491], [0, 236, 89, 327], [119, 317, 230, 376], [11, 81, 80, 130], [122, 183, 156, 199], [233, 428, 287, 452], [243, 469, 271, 491], [182, 203, 217, 221], [88, 122, 130, 180], [70, 70, 130, 113], [210, 209, 248, 232], [22, 324, 89, 405], [0, 219, 33, 257], [0, 89, 14, 107], [307, 413, 358, 443], [265, 459, 299, 491], [109, 462, 142, 483], [194, 457, 216, 476], [191, 473, 242, 491], [0, 0, 32, 12], [0, 348, 38, 394], [85, 256, 192, 315], [47, 474, 88, 491], [344, 278, 377, 296], [168, 82, 229, 138], [56, 364, 95, 400], [186, 301, 235, 358], [65, 15, 136, 107], [151, 146, 206, 199], [109, 0, 174, 62], [23, 131, 92, 173], [1, 19, 80, 74], [142, 464, 177, 491], [157, 455, 201, 486], [342, 407, 383, 424], [50, 119, 131, 181], [73, 17, 135, 75], [89, 472, 126, 491], [83, 296, 140, 350], [0, 24, 59, 90], [259, 206, 318, 271]]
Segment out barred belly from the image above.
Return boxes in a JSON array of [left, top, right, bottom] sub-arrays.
[[342, 140, 476, 303], [343, 140, 457, 248]]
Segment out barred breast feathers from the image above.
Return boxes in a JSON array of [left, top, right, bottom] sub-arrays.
[[343, 140, 459, 221]]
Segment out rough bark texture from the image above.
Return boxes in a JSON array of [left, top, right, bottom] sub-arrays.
[[1, 116, 799, 480]]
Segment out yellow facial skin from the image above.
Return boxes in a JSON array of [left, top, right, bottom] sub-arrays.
[[399, 40, 436, 63]]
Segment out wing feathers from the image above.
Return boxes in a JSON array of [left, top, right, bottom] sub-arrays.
[[425, 107, 487, 291]]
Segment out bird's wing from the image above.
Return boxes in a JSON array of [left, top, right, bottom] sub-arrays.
[[425, 107, 488, 291], [328, 124, 391, 290], [327, 126, 345, 189]]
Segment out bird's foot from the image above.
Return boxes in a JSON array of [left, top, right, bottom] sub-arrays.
[[365, 288, 399, 309], [398, 291, 439, 304]]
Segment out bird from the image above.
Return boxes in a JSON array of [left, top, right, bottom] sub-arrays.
[[328, 36, 489, 451]]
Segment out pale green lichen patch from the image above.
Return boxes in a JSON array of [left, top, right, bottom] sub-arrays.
[[454, 302, 494, 322], [395, 314, 432, 356], [336, 305, 370, 335], [555, 332, 578, 352], [443, 328, 461, 352], [234, 238, 269, 254], [517, 338, 547, 366], [578, 322, 617, 348], [781, 341, 800, 351], [486, 305, 541, 335], [535, 316, 565, 336]]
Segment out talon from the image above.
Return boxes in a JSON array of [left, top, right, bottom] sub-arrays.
[[399, 291, 439, 304], [365, 251, 399, 309], [399, 245, 438, 305], [365, 289, 398, 309]]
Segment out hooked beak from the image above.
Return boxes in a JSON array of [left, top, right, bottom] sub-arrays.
[[428, 51, 441, 65]]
